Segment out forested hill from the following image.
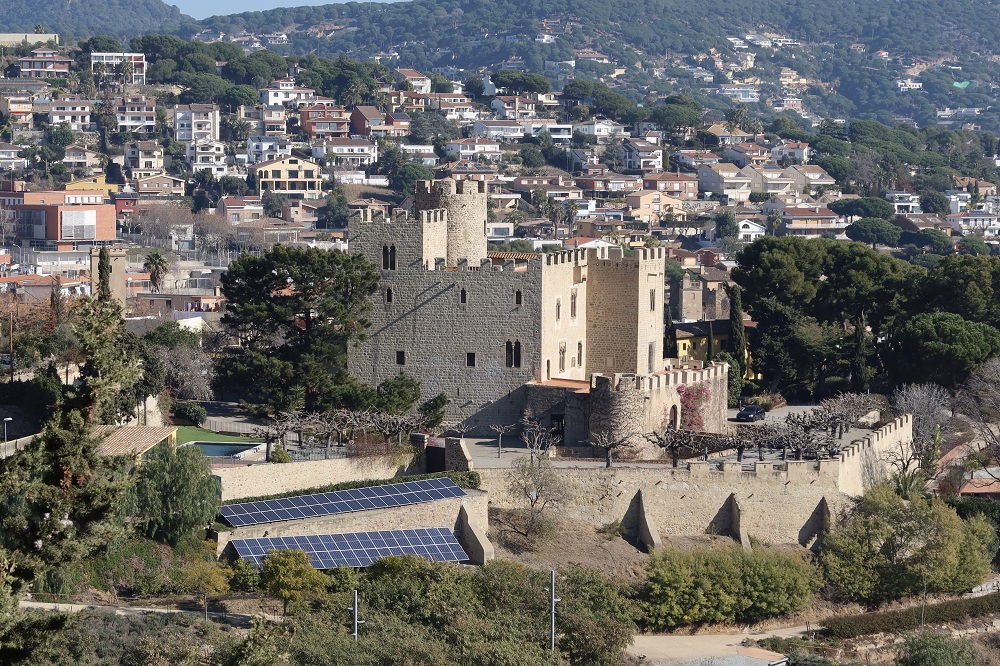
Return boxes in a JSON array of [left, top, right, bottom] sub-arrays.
[[192, 0, 1000, 67], [0, 0, 192, 39]]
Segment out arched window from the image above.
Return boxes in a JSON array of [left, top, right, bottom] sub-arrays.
[[505, 340, 514, 367], [555, 299, 561, 322], [460, 288, 467, 304], [513, 340, 521, 368], [385, 287, 393, 303], [515, 289, 522, 306], [558, 342, 566, 372], [388, 245, 397, 270], [650, 289, 656, 312], [381, 245, 390, 269], [570, 291, 577, 318], [577, 341, 582, 367]]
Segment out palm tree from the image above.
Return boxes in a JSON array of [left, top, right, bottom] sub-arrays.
[[143, 252, 169, 293]]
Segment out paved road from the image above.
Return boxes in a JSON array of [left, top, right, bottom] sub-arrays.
[[628, 624, 810, 662]]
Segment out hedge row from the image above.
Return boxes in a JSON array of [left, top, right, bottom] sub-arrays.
[[949, 496, 1000, 527], [220, 470, 481, 506], [822, 592, 1000, 638]]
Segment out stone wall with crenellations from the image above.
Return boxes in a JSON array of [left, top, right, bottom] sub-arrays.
[[476, 416, 912, 546]]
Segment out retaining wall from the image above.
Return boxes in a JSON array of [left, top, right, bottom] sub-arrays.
[[214, 454, 417, 501]]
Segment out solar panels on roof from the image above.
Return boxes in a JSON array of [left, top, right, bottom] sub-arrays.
[[229, 527, 468, 569], [220, 477, 466, 528]]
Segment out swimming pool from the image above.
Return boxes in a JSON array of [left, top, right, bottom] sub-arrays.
[[184, 441, 259, 457]]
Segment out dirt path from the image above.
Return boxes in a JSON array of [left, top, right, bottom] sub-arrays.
[[629, 624, 810, 662]]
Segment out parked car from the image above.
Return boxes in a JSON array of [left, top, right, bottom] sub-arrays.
[[736, 405, 766, 422]]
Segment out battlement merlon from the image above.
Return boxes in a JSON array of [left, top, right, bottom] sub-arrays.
[[350, 207, 449, 226], [415, 178, 487, 197]]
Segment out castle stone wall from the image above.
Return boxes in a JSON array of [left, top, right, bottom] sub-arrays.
[[586, 247, 666, 376], [414, 179, 488, 267], [476, 415, 911, 546], [539, 250, 590, 381]]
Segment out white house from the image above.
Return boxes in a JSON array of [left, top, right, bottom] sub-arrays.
[[247, 136, 292, 164], [737, 219, 766, 242], [573, 118, 627, 141], [187, 138, 229, 176], [622, 138, 663, 171], [311, 138, 379, 167], [444, 138, 502, 162], [0, 142, 27, 171], [259, 78, 316, 107]]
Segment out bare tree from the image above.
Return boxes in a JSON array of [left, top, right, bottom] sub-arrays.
[[489, 422, 515, 459], [957, 358, 1000, 478], [194, 213, 235, 258], [644, 428, 698, 467], [157, 345, 214, 401], [520, 417, 561, 460], [506, 456, 567, 536], [892, 383, 951, 470], [587, 429, 638, 468]]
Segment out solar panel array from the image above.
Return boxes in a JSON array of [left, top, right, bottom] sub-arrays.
[[221, 477, 467, 528], [230, 527, 469, 569]]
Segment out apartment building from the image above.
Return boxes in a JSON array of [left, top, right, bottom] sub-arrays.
[[172, 104, 220, 143], [299, 105, 350, 139], [115, 96, 157, 133], [90, 53, 146, 85], [248, 156, 324, 199], [18, 49, 71, 78], [48, 96, 92, 131]]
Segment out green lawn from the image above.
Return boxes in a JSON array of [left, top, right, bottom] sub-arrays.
[[174, 426, 263, 446]]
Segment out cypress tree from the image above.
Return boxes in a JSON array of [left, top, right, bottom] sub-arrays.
[[727, 283, 747, 378], [98, 246, 111, 302], [706, 321, 715, 362], [664, 304, 678, 358]]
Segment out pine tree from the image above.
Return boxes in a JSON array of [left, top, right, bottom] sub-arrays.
[[726, 283, 747, 378]]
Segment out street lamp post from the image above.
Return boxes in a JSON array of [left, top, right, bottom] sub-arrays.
[[5, 416, 12, 452]]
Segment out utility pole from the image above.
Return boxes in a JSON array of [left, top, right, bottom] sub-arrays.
[[349, 589, 365, 641], [548, 569, 560, 652]]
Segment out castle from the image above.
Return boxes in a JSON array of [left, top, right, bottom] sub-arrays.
[[348, 178, 728, 449]]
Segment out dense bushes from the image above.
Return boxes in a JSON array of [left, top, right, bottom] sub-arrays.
[[221, 471, 481, 506], [171, 401, 207, 426], [821, 486, 996, 605], [822, 592, 1000, 639], [641, 547, 818, 629]]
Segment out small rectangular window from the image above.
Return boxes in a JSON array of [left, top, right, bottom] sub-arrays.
[[466, 353, 476, 367], [396, 351, 405, 365]]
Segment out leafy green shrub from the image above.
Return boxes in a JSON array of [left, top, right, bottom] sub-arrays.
[[821, 486, 996, 605], [897, 632, 975, 666], [172, 401, 207, 426], [221, 471, 481, 506], [229, 558, 260, 592], [269, 445, 292, 463], [823, 592, 1000, 638], [641, 547, 818, 630], [86, 539, 175, 597]]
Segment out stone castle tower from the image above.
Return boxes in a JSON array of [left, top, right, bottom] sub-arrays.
[[414, 179, 487, 267]]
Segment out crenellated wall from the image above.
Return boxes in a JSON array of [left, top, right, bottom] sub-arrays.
[[476, 416, 913, 546]]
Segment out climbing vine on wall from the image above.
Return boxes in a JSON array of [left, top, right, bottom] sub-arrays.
[[677, 383, 711, 431]]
